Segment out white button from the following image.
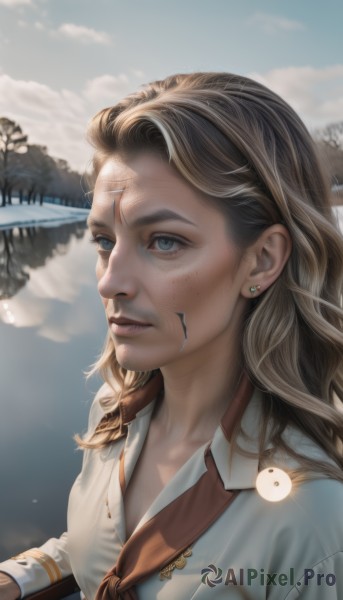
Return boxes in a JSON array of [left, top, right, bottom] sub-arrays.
[[256, 467, 292, 502]]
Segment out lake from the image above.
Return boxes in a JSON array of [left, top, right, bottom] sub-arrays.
[[1, 209, 342, 597], [0, 221, 107, 564]]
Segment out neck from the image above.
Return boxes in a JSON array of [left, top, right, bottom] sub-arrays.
[[155, 337, 244, 444]]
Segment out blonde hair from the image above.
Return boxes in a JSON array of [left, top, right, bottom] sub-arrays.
[[79, 72, 343, 481]]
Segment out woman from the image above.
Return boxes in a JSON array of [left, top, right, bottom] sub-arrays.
[[1, 72, 342, 600]]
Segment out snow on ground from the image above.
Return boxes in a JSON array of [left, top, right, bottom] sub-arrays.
[[0, 198, 89, 230], [0, 197, 342, 232]]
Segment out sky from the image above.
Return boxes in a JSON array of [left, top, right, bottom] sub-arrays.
[[0, 0, 342, 172]]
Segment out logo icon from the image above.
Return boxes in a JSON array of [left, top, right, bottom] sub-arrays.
[[201, 564, 223, 587]]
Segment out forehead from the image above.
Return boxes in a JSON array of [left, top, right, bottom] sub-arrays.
[[94, 153, 186, 196], [91, 153, 211, 219]]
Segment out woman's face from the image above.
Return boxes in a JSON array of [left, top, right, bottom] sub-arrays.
[[88, 152, 251, 372]]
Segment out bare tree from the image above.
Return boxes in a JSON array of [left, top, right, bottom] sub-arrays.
[[15, 145, 54, 205], [318, 121, 343, 150], [0, 116, 88, 208], [49, 158, 86, 207], [0, 117, 28, 207], [315, 122, 343, 203]]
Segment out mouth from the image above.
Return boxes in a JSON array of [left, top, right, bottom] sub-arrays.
[[108, 315, 152, 336]]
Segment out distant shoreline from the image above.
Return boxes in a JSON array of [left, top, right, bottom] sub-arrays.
[[0, 198, 342, 232], [0, 199, 89, 230]]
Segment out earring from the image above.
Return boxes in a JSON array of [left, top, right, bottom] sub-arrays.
[[249, 284, 261, 295]]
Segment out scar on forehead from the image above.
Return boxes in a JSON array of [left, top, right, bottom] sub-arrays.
[[85, 186, 125, 203], [96, 174, 132, 197], [99, 185, 127, 223], [176, 312, 188, 351]]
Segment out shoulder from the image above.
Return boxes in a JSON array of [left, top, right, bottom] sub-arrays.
[[242, 476, 343, 580], [286, 477, 343, 546], [274, 479, 343, 599], [236, 477, 343, 598], [260, 425, 343, 555], [241, 414, 343, 564]]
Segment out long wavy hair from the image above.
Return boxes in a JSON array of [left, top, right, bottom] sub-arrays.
[[78, 72, 343, 482]]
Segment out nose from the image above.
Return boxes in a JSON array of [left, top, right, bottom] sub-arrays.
[[97, 245, 138, 300]]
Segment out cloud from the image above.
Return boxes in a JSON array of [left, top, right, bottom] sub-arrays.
[[58, 23, 111, 45], [0, 71, 144, 170], [249, 65, 343, 128], [1, 64, 340, 173], [0, 0, 32, 6], [84, 74, 130, 105], [131, 69, 145, 79], [0, 73, 91, 169], [249, 12, 305, 34]]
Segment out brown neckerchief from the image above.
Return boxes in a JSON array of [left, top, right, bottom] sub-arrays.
[[95, 371, 254, 600]]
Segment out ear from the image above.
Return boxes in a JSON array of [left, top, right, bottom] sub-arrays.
[[240, 224, 292, 299]]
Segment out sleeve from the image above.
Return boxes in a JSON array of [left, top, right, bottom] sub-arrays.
[[0, 533, 71, 598], [0, 383, 110, 598], [283, 552, 343, 599]]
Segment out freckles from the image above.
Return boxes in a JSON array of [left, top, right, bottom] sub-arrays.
[[169, 272, 199, 300]]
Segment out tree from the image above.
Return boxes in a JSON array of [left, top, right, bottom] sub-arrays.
[[0, 117, 28, 207], [49, 159, 87, 207], [0, 116, 88, 208], [317, 141, 343, 185], [15, 145, 54, 205], [315, 122, 343, 203], [318, 121, 343, 151]]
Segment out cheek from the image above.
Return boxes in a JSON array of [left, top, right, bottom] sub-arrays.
[[170, 258, 240, 321], [153, 279, 193, 325]]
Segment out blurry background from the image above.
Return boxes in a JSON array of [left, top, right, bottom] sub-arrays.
[[0, 0, 342, 562], [0, 0, 342, 181]]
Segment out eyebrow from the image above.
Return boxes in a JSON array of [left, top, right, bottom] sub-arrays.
[[87, 215, 108, 229], [87, 209, 196, 229], [130, 209, 196, 228]]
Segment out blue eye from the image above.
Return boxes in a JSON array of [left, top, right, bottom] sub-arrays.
[[151, 235, 185, 253], [155, 237, 177, 251], [90, 236, 114, 252]]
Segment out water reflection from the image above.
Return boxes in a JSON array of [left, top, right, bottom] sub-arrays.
[[0, 221, 88, 301], [0, 223, 107, 561]]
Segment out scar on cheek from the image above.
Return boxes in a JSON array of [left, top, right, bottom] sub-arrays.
[[176, 312, 188, 351]]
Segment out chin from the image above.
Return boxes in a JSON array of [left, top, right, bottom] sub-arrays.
[[115, 350, 162, 373]]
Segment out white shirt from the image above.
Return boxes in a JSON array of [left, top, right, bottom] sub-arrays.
[[1, 384, 342, 599]]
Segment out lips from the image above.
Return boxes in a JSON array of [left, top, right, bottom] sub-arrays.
[[109, 316, 151, 326], [108, 315, 152, 337]]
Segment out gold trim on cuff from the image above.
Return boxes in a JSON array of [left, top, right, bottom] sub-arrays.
[[11, 549, 62, 584]]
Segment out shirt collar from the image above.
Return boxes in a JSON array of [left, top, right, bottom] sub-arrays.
[[211, 387, 267, 489], [119, 370, 330, 492], [212, 387, 335, 490]]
